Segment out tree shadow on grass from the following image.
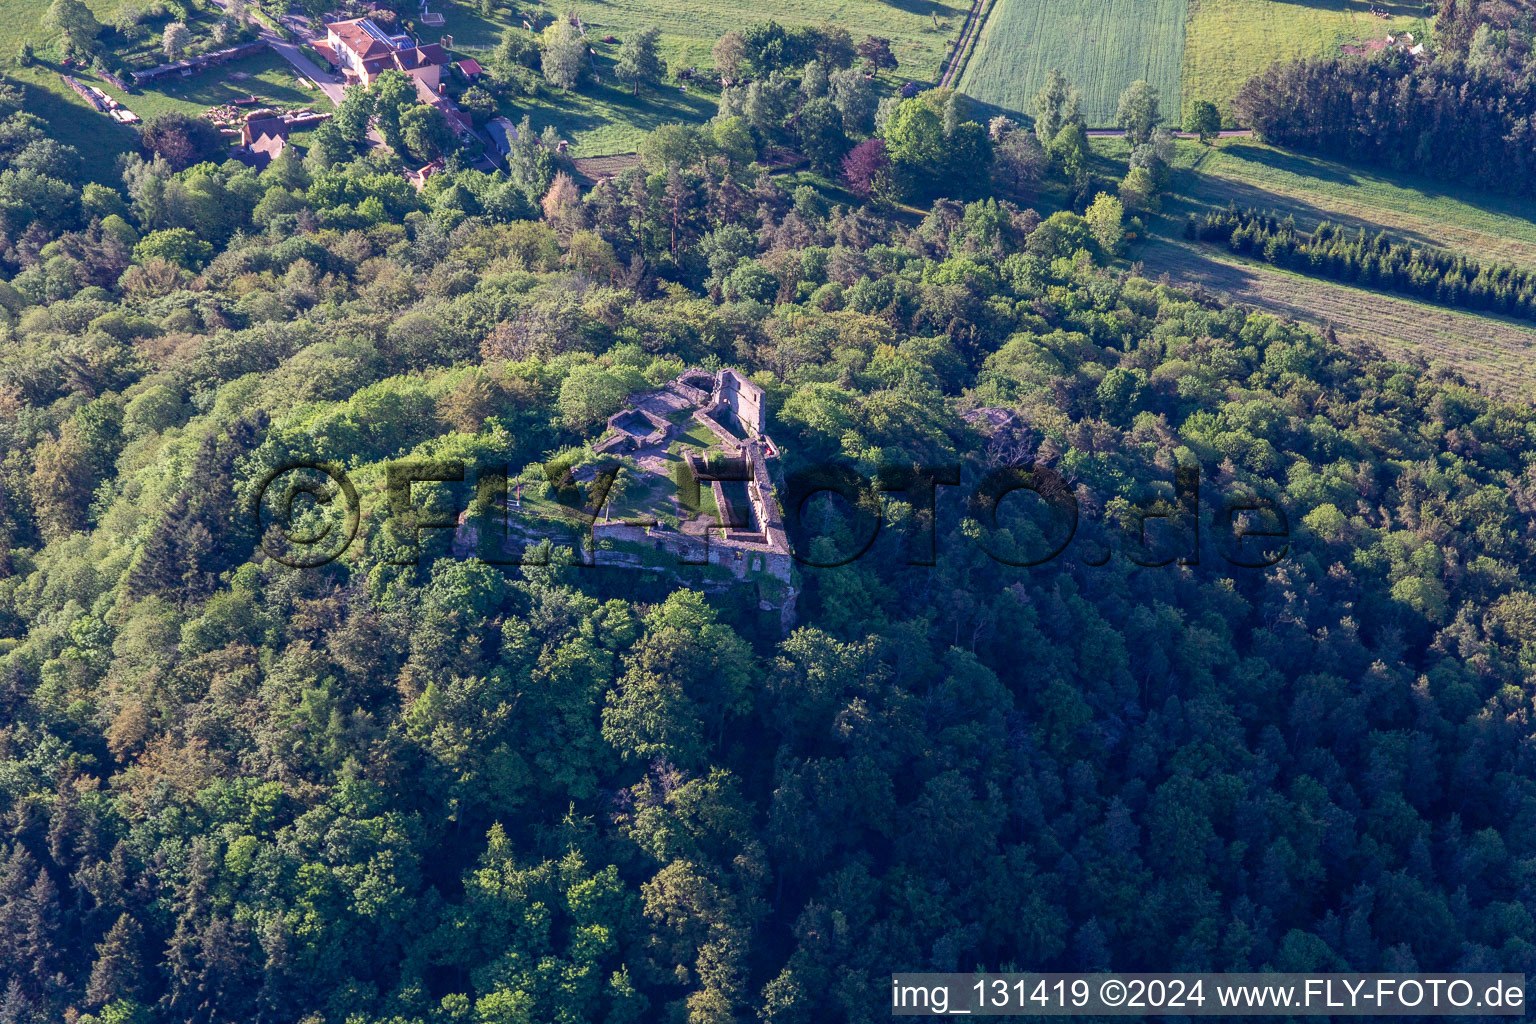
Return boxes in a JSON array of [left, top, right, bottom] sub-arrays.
[[1218, 143, 1360, 187], [1274, 0, 1421, 14], [1161, 163, 1451, 254], [518, 79, 718, 150], [873, 0, 954, 19], [13, 67, 136, 183], [956, 94, 1025, 123], [1218, 141, 1536, 230]]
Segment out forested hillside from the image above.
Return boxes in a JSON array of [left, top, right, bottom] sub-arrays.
[[1233, 0, 1536, 191], [4, 100, 1536, 1024]]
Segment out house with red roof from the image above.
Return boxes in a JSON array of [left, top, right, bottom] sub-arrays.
[[325, 17, 450, 89]]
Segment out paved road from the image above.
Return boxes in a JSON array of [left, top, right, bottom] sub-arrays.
[[206, 0, 347, 107], [262, 32, 346, 106]]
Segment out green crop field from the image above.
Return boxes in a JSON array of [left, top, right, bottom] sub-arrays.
[[1182, 0, 1423, 120], [957, 0, 1187, 127]]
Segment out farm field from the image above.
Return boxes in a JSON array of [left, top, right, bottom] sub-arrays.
[[957, 0, 1187, 127], [1170, 140, 1536, 272], [1105, 131, 1536, 398], [1182, 0, 1423, 121], [1139, 237, 1536, 400]]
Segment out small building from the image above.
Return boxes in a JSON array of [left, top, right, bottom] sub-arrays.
[[456, 57, 482, 80], [487, 115, 518, 157], [234, 118, 290, 169], [406, 157, 445, 189], [235, 111, 332, 169], [309, 39, 341, 69]]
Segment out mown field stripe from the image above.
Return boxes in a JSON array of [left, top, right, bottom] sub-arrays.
[[958, 0, 1187, 127], [1140, 236, 1536, 400]]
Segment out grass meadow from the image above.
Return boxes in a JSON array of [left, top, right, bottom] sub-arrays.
[[957, 0, 1187, 126], [467, 27, 719, 156], [428, 0, 971, 153], [1081, 135, 1536, 398], [1176, 140, 1536, 272], [9, 50, 323, 183], [96, 48, 324, 121], [0, 0, 122, 52], [1139, 236, 1536, 400], [433, 0, 972, 81], [508, 75, 720, 158], [1181, 0, 1425, 121], [9, 65, 137, 182]]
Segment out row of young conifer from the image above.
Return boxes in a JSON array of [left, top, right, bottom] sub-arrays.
[[1186, 205, 1536, 322]]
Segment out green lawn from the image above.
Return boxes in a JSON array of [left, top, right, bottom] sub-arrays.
[[421, 0, 523, 52], [8, 65, 138, 182], [1163, 138, 1536, 273], [426, 0, 971, 153], [11, 50, 326, 183], [429, 0, 971, 83], [514, 90, 719, 158], [2, 0, 229, 69], [97, 48, 326, 122], [0, 0, 123, 53], [501, 67, 719, 157], [957, 0, 1187, 127], [1, 0, 138, 181], [1182, 0, 1424, 121], [415, 5, 724, 154]]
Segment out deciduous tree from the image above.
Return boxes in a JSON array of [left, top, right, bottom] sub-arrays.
[[542, 18, 587, 90], [615, 25, 665, 95]]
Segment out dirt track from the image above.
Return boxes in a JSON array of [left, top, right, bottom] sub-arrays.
[[939, 0, 987, 88]]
